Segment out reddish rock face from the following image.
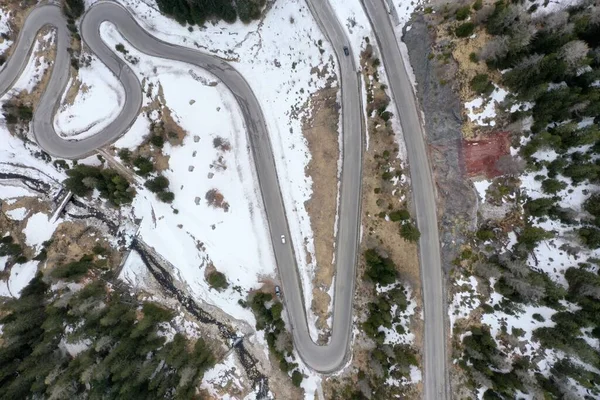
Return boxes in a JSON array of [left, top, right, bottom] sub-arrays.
[[463, 131, 511, 179]]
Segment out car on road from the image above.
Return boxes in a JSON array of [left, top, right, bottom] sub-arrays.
[[280, 234, 286, 244], [275, 285, 281, 298], [343, 46, 349, 56]]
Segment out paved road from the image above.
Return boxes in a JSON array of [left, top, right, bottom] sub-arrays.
[[361, 0, 449, 398], [0, 2, 362, 373]]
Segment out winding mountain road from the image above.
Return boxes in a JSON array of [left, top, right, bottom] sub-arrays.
[[0, 1, 361, 374], [361, 0, 448, 399]]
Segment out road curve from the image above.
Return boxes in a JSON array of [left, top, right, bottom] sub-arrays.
[[360, 0, 449, 398], [0, 2, 362, 373]]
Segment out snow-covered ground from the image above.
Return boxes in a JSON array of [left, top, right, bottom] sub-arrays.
[[23, 212, 58, 251], [54, 55, 125, 140], [449, 274, 480, 335], [86, 0, 337, 337], [0, 8, 12, 55], [101, 22, 276, 326]]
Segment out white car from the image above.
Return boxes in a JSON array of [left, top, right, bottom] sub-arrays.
[[281, 234, 286, 244]]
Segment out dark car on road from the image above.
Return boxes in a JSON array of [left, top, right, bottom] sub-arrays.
[[343, 46, 349, 56]]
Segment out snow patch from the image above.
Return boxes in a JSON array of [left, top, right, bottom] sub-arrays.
[[54, 54, 125, 140]]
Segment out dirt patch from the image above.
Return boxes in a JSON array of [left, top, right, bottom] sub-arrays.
[[302, 84, 340, 337], [464, 131, 511, 178]]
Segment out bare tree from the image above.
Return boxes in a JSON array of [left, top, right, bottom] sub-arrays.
[[504, 275, 546, 301], [509, 21, 537, 51], [480, 35, 510, 61], [474, 5, 495, 24], [501, 257, 530, 278], [274, 331, 293, 354], [474, 261, 501, 279], [560, 40, 590, 72], [541, 10, 569, 32], [490, 4, 522, 33], [470, 369, 494, 388], [589, 5, 600, 25], [579, 283, 600, 299]]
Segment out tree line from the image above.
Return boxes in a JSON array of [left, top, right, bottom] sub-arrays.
[[0, 255, 215, 399], [155, 0, 266, 26]]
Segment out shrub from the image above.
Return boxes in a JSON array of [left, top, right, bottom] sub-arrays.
[[64, 165, 134, 206], [455, 22, 475, 38], [207, 270, 228, 290], [51, 259, 93, 280], [400, 222, 421, 242], [518, 226, 553, 250], [118, 148, 131, 163], [476, 229, 495, 241], [578, 227, 600, 249], [115, 43, 127, 54], [473, 0, 483, 10], [470, 74, 494, 95], [145, 175, 170, 193], [364, 249, 397, 286], [150, 135, 164, 148], [524, 198, 556, 217], [133, 156, 154, 176], [532, 313, 545, 322], [157, 191, 175, 203], [291, 370, 303, 387], [63, 0, 85, 19], [541, 178, 567, 195], [469, 52, 479, 63], [389, 209, 410, 222], [456, 6, 471, 21]]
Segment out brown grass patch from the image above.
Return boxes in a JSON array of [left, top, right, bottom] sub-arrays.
[[10, 27, 56, 112], [303, 85, 340, 337], [44, 221, 121, 271], [431, 11, 503, 139]]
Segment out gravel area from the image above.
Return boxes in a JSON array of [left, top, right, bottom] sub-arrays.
[[403, 14, 477, 272]]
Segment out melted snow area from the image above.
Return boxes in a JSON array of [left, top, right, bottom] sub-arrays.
[[54, 55, 125, 140], [463, 146, 600, 391], [1, 30, 54, 97], [0, 125, 65, 299], [101, 22, 276, 326], [465, 84, 508, 127], [519, 157, 599, 285], [449, 275, 480, 335]]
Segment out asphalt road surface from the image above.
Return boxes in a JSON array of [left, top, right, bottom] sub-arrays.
[[0, 2, 362, 373], [361, 0, 449, 398]]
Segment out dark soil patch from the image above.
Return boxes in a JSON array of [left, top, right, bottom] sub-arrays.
[[464, 132, 511, 179]]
